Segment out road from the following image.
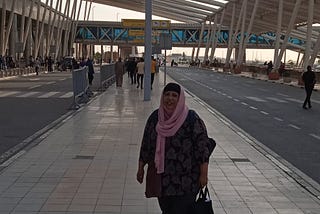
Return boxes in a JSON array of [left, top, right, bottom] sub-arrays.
[[167, 66, 320, 184], [0, 69, 101, 164]]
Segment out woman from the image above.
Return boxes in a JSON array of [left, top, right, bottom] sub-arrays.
[[137, 82, 210, 214]]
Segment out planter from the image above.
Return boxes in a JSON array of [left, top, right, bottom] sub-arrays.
[[234, 66, 241, 74], [268, 72, 280, 80]]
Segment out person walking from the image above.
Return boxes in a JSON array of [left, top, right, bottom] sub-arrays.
[[115, 57, 125, 87], [35, 57, 40, 75], [136, 82, 212, 214], [127, 58, 137, 84], [86, 58, 95, 86], [136, 58, 144, 89], [302, 65, 316, 109], [151, 56, 157, 90]]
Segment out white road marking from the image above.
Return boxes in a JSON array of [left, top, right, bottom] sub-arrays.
[[241, 102, 248, 106], [309, 134, 320, 140], [45, 81, 55, 85], [233, 98, 239, 102], [285, 98, 302, 103], [245, 96, 266, 102], [277, 93, 289, 97], [29, 85, 41, 89], [38, 92, 60, 98], [59, 92, 73, 98], [274, 117, 284, 122], [16, 91, 41, 97], [288, 124, 301, 130], [266, 97, 288, 103], [260, 111, 269, 115], [227, 96, 232, 99], [250, 106, 258, 110], [0, 91, 20, 97]]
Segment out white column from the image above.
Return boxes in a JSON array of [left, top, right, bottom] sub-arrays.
[[210, 9, 225, 62], [47, 0, 61, 56], [275, 0, 302, 69], [4, 0, 17, 56], [238, 0, 259, 66], [0, 0, 7, 55], [303, 0, 314, 70], [236, 0, 247, 67], [225, 3, 236, 68], [209, 14, 218, 62], [203, 20, 212, 63], [309, 34, 320, 65], [35, 0, 50, 57], [274, 0, 283, 67], [195, 22, 205, 61]]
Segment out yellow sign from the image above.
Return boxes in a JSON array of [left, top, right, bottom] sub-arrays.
[[129, 30, 145, 36], [122, 19, 171, 28]]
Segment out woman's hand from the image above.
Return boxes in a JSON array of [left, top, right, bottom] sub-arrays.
[[199, 173, 208, 188], [136, 168, 144, 184], [199, 162, 209, 188]]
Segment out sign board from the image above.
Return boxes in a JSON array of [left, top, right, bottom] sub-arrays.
[[15, 42, 23, 53], [152, 45, 161, 54], [159, 33, 172, 50], [129, 30, 145, 36], [122, 19, 171, 29]]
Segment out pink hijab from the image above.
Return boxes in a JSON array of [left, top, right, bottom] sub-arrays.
[[155, 83, 189, 174]]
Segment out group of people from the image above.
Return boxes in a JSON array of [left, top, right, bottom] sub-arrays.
[[114, 56, 157, 89]]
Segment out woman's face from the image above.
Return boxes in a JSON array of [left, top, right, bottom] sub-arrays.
[[163, 91, 179, 114]]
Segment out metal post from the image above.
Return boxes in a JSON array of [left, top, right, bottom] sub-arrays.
[[303, 0, 314, 70], [274, 0, 283, 67], [144, 0, 152, 101]]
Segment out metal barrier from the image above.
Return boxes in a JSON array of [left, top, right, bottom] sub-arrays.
[[100, 63, 115, 90], [71, 66, 90, 109]]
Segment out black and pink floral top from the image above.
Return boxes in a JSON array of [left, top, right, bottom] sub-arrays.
[[139, 109, 210, 196]]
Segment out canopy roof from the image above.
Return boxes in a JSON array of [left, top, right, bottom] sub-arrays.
[[92, 0, 320, 34]]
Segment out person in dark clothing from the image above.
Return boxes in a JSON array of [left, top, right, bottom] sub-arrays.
[[302, 65, 316, 109], [126, 58, 137, 84], [86, 58, 95, 85], [137, 83, 212, 214], [47, 56, 53, 72]]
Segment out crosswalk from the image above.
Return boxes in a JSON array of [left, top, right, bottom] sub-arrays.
[[0, 90, 73, 98], [245, 95, 320, 104]]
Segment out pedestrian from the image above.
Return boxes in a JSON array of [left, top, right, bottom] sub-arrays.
[[115, 57, 125, 87], [136, 58, 144, 89], [136, 82, 212, 214], [302, 65, 316, 109], [151, 56, 157, 90], [267, 60, 273, 75], [86, 58, 95, 85], [35, 57, 40, 75], [47, 56, 53, 72], [127, 57, 137, 84]]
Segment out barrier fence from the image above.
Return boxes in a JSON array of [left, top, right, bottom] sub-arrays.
[[100, 63, 115, 90], [71, 66, 90, 109]]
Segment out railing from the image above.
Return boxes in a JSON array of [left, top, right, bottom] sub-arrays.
[[71, 66, 90, 109], [99, 63, 115, 90]]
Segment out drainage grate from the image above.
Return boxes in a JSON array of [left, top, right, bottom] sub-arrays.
[[230, 158, 250, 162], [73, 155, 94, 160]]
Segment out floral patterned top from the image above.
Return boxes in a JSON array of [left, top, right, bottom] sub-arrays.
[[139, 109, 210, 196]]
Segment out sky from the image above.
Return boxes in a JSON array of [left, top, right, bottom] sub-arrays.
[[45, 0, 301, 63]]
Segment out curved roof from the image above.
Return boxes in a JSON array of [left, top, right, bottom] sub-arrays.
[[92, 1, 320, 30]]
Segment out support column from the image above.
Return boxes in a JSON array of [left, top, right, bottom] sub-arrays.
[[195, 22, 205, 61], [274, 0, 283, 67], [191, 46, 195, 62], [203, 20, 211, 63], [144, 0, 152, 101], [225, 2, 236, 68], [236, 0, 247, 67], [210, 9, 225, 62], [309, 34, 320, 65], [9, 14, 18, 58], [275, 0, 302, 69], [303, 0, 314, 70], [209, 14, 218, 62], [0, 0, 7, 55]]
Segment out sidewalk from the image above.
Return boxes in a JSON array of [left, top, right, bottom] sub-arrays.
[[0, 72, 319, 214]]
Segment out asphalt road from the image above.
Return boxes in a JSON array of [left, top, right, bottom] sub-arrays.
[[167, 66, 320, 184], [0, 69, 101, 163]]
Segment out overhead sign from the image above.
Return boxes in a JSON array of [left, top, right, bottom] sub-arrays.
[[122, 19, 171, 28], [159, 33, 172, 50], [128, 30, 145, 36]]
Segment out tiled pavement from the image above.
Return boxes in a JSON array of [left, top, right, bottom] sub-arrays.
[[0, 71, 320, 214]]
